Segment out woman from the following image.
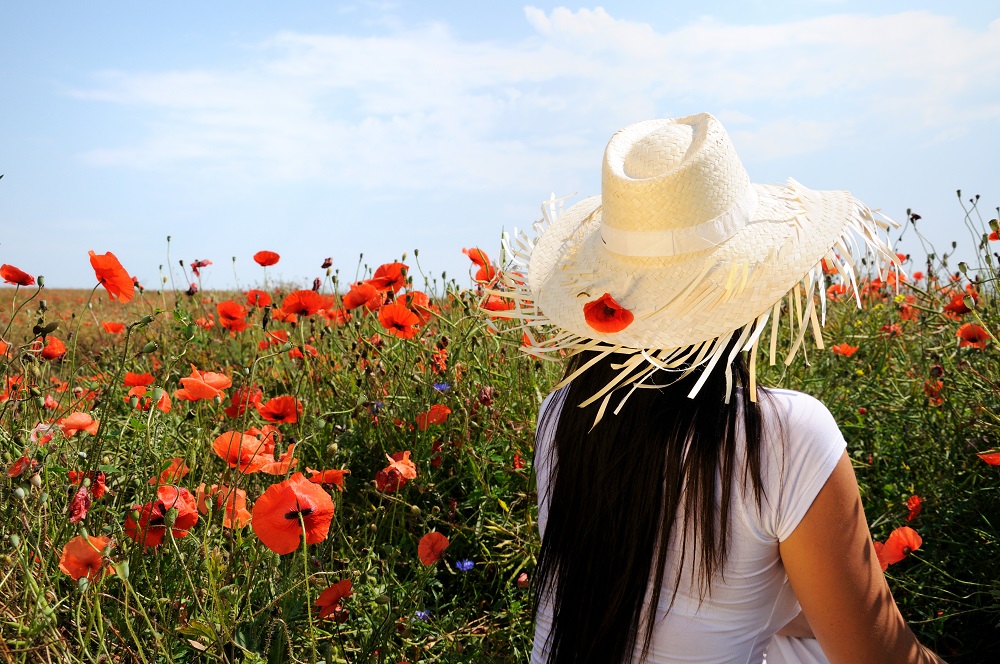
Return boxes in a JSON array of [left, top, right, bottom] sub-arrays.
[[489, 115, 944, 663]]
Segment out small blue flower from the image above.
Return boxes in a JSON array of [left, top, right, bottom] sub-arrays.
[[433, 382, 450, 392], [455, 559, 474, 572], [368, 401, 384, 413], [413, 610, 431, 622]]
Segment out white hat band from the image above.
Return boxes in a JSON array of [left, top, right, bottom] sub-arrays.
[[600, 187, 759, 257]]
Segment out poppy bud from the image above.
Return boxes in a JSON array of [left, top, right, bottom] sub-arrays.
[[130, 509, 140, 522], [9, 534, 20, 548], [152, 387, 165, 402], [30, 474, 42, 489], [958, 262, 968, 274], [137, 314, 155, 326], [78, 577, 89, 592], [410, 505, 421, 516], [991, 219, 999, 232], [129, 396, 140, 408], [963, 295, 976, 310], [140, 341, 158, 354], [321, 257, 333, 269], [39, 492, 48, 504], [13, 487, 26, 500], [376, 594, 390, 605], [39, 299, 47, 311], [115, 560, 129, 580], [82, 477, 91, 488], [163, 507, 178, 528]]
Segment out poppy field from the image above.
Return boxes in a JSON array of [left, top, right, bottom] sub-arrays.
[[2, 200, 1000, 662]]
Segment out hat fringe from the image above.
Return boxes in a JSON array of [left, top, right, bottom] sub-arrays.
[[487, 184, 899, 425]]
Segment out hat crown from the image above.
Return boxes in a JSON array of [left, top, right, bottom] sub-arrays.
[[602, 114, 754, 236]]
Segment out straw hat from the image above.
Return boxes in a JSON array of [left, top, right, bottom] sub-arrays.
[[488, 113, 899, 422]]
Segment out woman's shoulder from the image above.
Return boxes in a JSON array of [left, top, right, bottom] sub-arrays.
[[759, 388, 841, 433]]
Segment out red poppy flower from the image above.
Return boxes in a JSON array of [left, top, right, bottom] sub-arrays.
[[416, 404, 451, 430], [124, 372, 155, 387], [978, 451, 1000, 465], [213, 431, 274, 474], [375, 451, 417, 493], [957, 323, 990, 349], [307, 467, 350, 491], [906, 495, 922, 522], [880, 324, 902, 339], [401, 291, 437, 325], [124, 485, 199, 548], [923, 380, 944, 406], [343, 281, 383, 311], [59, 535, 112, 581], [174, 364, 232, 401], [2, 264, 36, 286], [370, 262, 408, 293], [257, 395, 301, 423], [379, 303, 421, 339], [69, 470, 107, 499], [912, 271, 925, 281], [88, 251, 134, 303], [316, 579, 353, 621], [826, 284, 847, 302], [224, 384, 263, 418], [320, 306, 351, 324], [189, 259, 212, 277], [254, 251, 280, 267], [583, 293, 634, 333], [831, 343, 858, 357], [7, 455, 37, 478], [943, 291, 974, 317], [217, 301, 248, 332], [417, 531, 449, 566], [68, 485, 92, 523], [251, 472, 335, 555], [879, 526, 922, 566], [195, 316, 215, 329], [100, 321, 126, 335], [288, 344, 318, 359], [271, 308, 298, 324], [481, 294, 515, 313], [246, 289, 272, 307], [196, 483, 252, 529], [259, 443, 298, 475], [149, 457, 190, 485], [873, 540, 889, 572], [462, 248, 498, 283], [58, 412, 100, 437], [991, 231, 1000, 242], [38, 335, 67, 361], [281, 290, 325, 317]]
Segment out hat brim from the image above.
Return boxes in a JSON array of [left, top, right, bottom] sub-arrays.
[[494, 179, 896, 358]]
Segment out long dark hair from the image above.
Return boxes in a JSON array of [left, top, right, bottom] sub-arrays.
[[533, 335, 768, 664]]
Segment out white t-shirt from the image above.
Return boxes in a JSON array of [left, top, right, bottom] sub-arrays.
[[531, 387, 846, 664]]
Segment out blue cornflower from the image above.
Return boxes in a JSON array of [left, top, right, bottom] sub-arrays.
[[413, 610, 431, 622], [433, 382, 450, 392], [455, 559, 474, 572]]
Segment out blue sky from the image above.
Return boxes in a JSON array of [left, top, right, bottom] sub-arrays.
[[2, 1, 999, 290]]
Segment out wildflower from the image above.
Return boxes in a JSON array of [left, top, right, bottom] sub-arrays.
[[1, 264, 35, 286], [320, 306, 351, 324], [68, 485, 92, 523], [321, 257, 333, 269], [124, 372, 155, 387], [189, 259, 212, 276], [830, 342, 857, 357], [257, 395, 301, 424], [826, 284, 848, 302], [253, 251, 280, 267], [877, 526, 922, 567], [943, 290, 976, 317], [880, 324, 902, 338], [123, 486, 199, 548], [343, 281, 383, 311], [196, 483, 252, 529], [413, 610, 431, 622], [246, 289, 272, 307], [912, 271, 925, 281], [513, 452, 526, 470], [957, 323, 990, 349], [88, 251, 135, 303], [288, 344, 318, 359], [584, 293, 634, 333], [7, 455, 38, 478], [149, 457, 190, 485], [516, 572, 530, 589], [316, 580, 353, 621], [401, 290, 437, 325], [978, 452, 1000, 465], [416, 404, 451, 430], [59, 535, 112, 581], [31, 421, 56, 443], [433, 382, 450, 392], [281, 290, 326, 317], [906, 495, 922, 522], [251, 472, 335, 555], [456, 559, 474, 572], [375, 451, 416, 493], [370, 262, 408, 293], [463, 247, 498, 283], [379, 303, 421, 339], [417, 531, 449, 565], [307, 468, 350, 490], [126, 386, 171, 413], [101, 321, 125, 334], [923, 380, 944, 406], [217, 301, 248, 333], [59, 412, 100, 437], [68, 470, 107, 498], [40, 336, 67, 360], [481, 294, 515, 313], [173, 364, 232, 401], [213, 431, 275, 474], [224, 384, 263, 418]]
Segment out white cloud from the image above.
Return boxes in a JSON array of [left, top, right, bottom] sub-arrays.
[[69, 7, 1000, 189]]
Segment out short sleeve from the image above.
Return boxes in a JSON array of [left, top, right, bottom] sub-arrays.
[[766, 391, 848, 542]]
